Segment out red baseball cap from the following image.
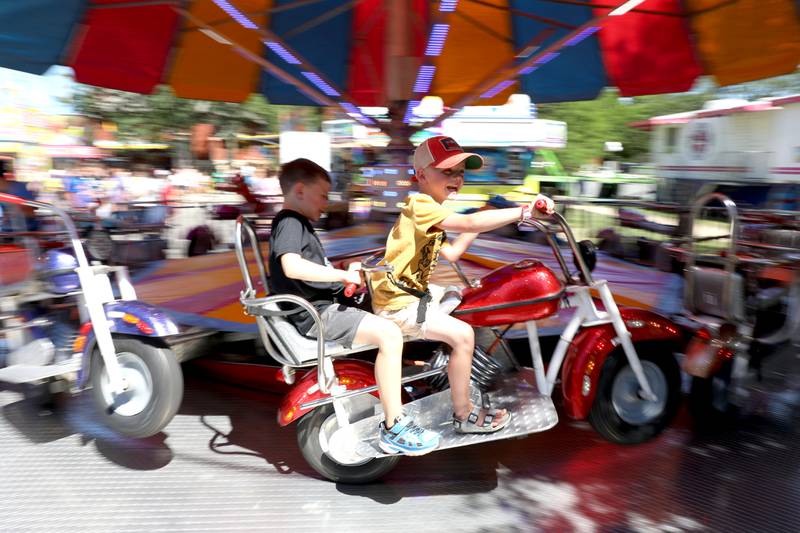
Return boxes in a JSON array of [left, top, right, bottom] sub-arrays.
[[412, 136, 483, 180]]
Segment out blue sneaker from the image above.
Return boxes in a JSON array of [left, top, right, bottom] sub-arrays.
[[379, 415, 441, 456]]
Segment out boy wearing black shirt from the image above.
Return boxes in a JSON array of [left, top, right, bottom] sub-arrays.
[[269, 158, 440, 456]]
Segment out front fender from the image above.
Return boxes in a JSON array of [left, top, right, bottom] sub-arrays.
[[278, 359, 378, 427], [103, 301, 180, 337], [74, 300, 180, 387], [561, 308, 683, 420]]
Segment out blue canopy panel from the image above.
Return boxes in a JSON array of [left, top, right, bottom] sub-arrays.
[[510, 0, 606, 103], [261, 0, 353, 106], [0, 0, 86, 75]]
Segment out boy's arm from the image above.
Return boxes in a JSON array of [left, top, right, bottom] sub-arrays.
[[281, 253, 361, 285], [440, 233, 479, 262], [437, 194, 554, 234]]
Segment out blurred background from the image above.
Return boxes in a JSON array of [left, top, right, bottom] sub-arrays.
[[1, 1, 800, 530]]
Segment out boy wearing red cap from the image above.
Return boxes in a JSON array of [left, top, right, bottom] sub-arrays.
[[371, 136, 554, 433]]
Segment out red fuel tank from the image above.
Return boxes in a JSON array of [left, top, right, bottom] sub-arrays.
[[452, 259, 564, 327]]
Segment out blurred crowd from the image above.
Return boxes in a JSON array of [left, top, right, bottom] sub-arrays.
[[0, 161, 283, 220]]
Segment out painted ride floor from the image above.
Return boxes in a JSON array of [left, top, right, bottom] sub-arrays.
[[2, 362, 799, 532]]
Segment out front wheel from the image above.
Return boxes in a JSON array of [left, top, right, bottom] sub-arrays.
[[90, 338, 183, 438], [588, 345, 681, 444], [297, 394, 399, 483]]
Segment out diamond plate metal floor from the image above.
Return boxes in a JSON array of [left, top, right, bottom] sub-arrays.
[[2, 364, 799, 533]]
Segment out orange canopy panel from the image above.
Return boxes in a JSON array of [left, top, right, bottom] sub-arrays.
[[169, 0, 271, 102], [433, 0, 517, 106], [685, 0, 800, 86]]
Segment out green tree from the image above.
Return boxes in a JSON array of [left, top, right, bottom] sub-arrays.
[[70, 85, 323, 163], [535, 70, 799, 172]]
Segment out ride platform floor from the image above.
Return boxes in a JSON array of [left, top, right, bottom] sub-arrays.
[[3, 357, 799, 533]]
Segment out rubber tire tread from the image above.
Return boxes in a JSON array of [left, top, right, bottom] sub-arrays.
[[297, 403, 399, 484], [90, 338, 183, 438], [588, 344, 681, 444], [687, 375, 738, 431]]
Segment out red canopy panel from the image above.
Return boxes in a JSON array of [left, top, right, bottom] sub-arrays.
[[69, 1, 180, 94], [348, 0, 387, 107], [594, 0, 702, 97], [348, 0, 429, 106]]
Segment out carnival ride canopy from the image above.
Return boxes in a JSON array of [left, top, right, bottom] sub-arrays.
[[0, 0, 798, 129]]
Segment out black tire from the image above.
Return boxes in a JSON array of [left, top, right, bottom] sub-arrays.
[[90, 338, 183, 438], [87, 228, 113, 262], [688, 374, 737, 430], [297, 397, 399, 484], [588, 344, 681, 444]]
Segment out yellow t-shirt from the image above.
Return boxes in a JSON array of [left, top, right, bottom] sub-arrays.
[[371, 194, 452, 311]]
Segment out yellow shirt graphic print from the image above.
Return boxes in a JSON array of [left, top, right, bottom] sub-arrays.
[[371, 194, 452, 311]]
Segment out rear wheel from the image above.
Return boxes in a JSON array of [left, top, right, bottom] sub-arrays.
[[90, 338, 183, 438], [589, 345, 681, 444], [297, 394, 399, 483]]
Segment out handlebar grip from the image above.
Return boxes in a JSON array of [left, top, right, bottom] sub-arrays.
[[534, 198, 548, 214], [344, 283, 357, 297]]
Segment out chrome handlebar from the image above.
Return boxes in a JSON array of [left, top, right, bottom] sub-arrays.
[[519, 211, 595, 286]]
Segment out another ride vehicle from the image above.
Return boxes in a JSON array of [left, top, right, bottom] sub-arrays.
[[0, 192, 183, 438]]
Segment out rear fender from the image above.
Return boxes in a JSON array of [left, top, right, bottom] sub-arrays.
[[561, 309, 683, 420], [278, 359, 378, 427]]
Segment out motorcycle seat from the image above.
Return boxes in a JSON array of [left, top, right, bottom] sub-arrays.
[[245, 300, 374, 366]]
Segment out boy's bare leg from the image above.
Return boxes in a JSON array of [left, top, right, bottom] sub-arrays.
[[352, 314, 404, 425], [423, 314, 506, 425]]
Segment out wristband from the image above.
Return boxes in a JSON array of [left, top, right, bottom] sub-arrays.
[[519, 205, 532, 223]]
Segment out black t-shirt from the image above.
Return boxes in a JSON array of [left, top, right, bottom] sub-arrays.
[[268, 209, 344, 334]]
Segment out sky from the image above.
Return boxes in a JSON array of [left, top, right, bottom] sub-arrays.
[[0, 66, 75, 115]]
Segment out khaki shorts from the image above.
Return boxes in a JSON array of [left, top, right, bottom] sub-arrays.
[[375, 284, 462, 338]]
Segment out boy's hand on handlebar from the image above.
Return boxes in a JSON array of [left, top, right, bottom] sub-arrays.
[[342, 266, 363, 298], [527, 194, 555, 218], [342, 268, 363, 286]]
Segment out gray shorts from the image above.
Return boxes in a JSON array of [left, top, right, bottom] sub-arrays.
[[306, 303, 368, 348]]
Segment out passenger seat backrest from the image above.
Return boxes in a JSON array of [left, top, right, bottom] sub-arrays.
[[685, 266, 744, 321]]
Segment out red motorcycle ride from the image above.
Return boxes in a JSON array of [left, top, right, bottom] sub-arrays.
[[233, 203, 683, 483]]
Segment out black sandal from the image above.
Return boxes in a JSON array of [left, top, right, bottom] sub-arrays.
[[453, 394, 511, 434]]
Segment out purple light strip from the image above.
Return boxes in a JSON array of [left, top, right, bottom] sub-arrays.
[[518, 65, 538, 75], [340, 102, 375, 125], [480, 80, 515, 99], [212, 0, 258, 30], [340, 102, 359, 115], [425, 24, 450, 57], [403, 100, 421, 124], [563, 26, 599, 47], [534, 52, 560, 66], [439, 0, 458, 12], [265, 41, 301, 65], [301, 72, 340, 97], [413, 65, 436, 93]]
